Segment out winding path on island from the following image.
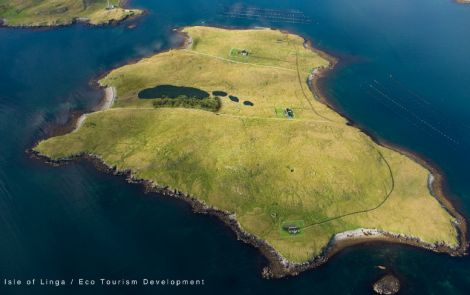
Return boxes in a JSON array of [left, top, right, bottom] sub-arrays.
[[101, 47, 398, 231], [98, 38, 397, 232], [301, 147, 395, 229], [35, 26, 461, 268], [291, 45, 397, 230]]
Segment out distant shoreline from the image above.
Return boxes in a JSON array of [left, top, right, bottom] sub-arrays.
[[0, 0, 143, 29], [29, 26, 468, 278]]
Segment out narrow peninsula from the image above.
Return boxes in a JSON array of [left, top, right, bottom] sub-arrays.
[[33, 26, 466, 277], [0, 0, 142, 27]]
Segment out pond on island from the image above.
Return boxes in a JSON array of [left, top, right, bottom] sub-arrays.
[[229, 95, 239, 102], [212, 91, 228, 97], [138, 85, 210, 99]]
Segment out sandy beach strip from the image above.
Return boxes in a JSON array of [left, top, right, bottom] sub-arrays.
[[74, 86, 116, 132]]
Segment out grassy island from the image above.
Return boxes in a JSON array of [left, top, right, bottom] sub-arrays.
[[0, 0, 142, 27], [34, 27, 463, 273]]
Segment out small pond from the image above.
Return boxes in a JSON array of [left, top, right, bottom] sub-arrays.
[[229, 95, 239, 102], [212, 91, 228, 97], [138, 85, 210, 99]]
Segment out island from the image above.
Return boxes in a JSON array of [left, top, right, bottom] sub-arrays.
[[0, 0, 142, 27], [33, 26, 466, 277]]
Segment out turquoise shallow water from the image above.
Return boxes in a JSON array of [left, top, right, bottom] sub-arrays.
[[0, 0, 470, 294]]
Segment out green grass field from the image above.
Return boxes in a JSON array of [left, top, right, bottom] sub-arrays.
[[34, 27, 459, 263], [0, 0, 142, 27]]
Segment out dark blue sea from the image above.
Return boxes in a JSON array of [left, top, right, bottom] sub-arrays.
[[1, 0, 469, 294]]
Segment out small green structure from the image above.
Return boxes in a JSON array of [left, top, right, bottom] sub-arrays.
[[284, 108, 294, 118], [230, 48, 251, 57], [280, 220, 305, 237], [283, 224, 301, 235], [240, 49, 249, 56]]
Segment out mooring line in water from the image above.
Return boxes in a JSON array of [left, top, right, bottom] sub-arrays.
[[365, 87, 430, 135], [221, 6, 312, 24], [374, 78, 448, 123], [383, 76, 432, 106], [369, 84, 459, 144], [384, 75, 469, 143]]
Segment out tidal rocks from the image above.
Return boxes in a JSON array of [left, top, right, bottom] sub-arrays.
[[373, 274, 400, 295]]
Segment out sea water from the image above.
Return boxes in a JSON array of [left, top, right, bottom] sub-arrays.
[[0, 0, 469, 294]]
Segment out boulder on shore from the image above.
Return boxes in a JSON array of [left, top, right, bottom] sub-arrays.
[[373, 274, 400, 295]]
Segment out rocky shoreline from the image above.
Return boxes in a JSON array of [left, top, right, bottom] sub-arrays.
[[307, 38, 468, 256], [29, 26, 468, 278], [0, 14, 140, 29], [29, 147, 467, 278]]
